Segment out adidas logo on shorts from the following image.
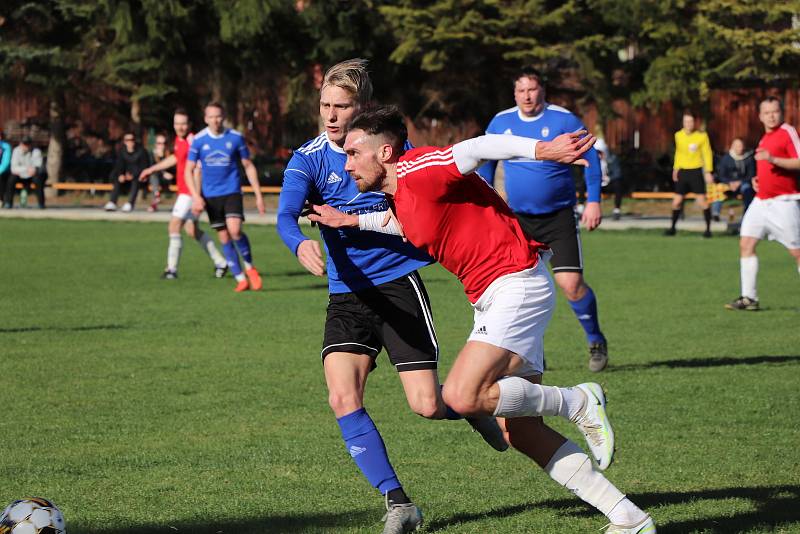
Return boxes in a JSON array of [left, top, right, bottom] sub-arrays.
[[474, 325, 488, 335]]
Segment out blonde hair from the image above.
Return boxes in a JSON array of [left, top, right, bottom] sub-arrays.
[[321, 58, 373, 106]]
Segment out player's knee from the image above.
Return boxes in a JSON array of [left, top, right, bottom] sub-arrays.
[[408, 396, 439, 419], [327, 389, 363, 417], [442, 386, 482, 417]]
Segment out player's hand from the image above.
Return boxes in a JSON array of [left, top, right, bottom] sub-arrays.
[[256, 195, 266, 215], [382, 207, 407, 242], [191, 195, 205, 216], [672, 169, 679, 182], [307, 204, 359, 228], [296, 239, 325, 277], [754, 149, 771, 162], [581, 202, 602, 231], [704, 172, 714, 184], [536, 130, 596, 166], [752, 177, 759, 193]]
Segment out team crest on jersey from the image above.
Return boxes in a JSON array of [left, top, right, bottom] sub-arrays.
[[327, 172, 343, 184], [226, 142, 233, 149], [202, 144, 210, 150], [541, 127, 550, 137]]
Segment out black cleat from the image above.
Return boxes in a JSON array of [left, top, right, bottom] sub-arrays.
[[588, 341, 609, 372], [703, 230, 712, 238], [664, 228, 676, 236], [161, 270, 178, 280], [214, 265, 228, 279], [725, 296, 759, 311]]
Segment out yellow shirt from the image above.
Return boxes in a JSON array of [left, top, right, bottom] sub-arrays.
[[673, 129, 713, 172]]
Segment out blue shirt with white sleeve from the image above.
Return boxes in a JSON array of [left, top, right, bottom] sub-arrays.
[[188, 128, 249, 198], [478, 104, 601, 215], [277, 132, 433, 294]]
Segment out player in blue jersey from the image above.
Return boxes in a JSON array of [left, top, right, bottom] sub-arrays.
[[478, 67, 610, 372], [185, 102, 265, 292], [277, 59, 506, 534]]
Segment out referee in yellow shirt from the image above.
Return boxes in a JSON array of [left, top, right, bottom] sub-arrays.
[[666, 112, 715, 237]]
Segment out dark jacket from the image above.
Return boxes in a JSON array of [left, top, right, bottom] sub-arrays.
[[717, 152, 755, 185], [109, 145, 151, 181]]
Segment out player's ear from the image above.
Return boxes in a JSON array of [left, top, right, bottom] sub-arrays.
[[379, 143, 393, 163]]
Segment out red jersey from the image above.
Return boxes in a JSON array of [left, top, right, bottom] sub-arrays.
[[394, 146, 545, 303], [756, 123, 800, 199], [173, 133, 194, 195]]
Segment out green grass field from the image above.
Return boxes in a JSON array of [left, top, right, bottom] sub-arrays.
[[1, 218, 798, 534]]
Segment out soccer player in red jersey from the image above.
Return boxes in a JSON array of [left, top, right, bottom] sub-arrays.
[[727, 96, 800, 311], [308, 106, 655, 534], [140, 108, 227, 280]]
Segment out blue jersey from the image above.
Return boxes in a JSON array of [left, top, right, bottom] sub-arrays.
[[188, 128, 250, 198], [478, 104, 601, 215], [277, 132, 433, 294]]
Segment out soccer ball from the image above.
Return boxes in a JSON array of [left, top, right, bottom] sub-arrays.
[[0, 498, 66, 534]]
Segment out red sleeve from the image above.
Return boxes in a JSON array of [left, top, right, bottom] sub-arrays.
[[782, 125, 800, 158], [398, 146, 462, 199]]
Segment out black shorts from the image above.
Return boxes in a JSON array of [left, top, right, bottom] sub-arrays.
[[205, 193, 244, 229], [322, 271, 438, 372], [676, 168, 706, 195], [516, 207, 583, 273]]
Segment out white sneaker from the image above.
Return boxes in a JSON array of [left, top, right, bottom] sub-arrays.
[[572, 382, 615, 470], [104, 201, 117, 211], [121, 202, 133, 212], [605, 515, 656, 533]]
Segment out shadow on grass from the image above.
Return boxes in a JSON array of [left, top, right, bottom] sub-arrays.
[[0, 324, 128, 334], [609, 354, 800, 371], [72, 509, 374, 534], [427, 484, 800, 533]]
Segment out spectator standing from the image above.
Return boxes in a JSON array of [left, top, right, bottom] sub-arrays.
[[717, 138, 756, 217], [596, 139, 624, 220], [0, 132, 11, 203], [665, 112, 714, 237], [104, 132, 151, 212], [5, 136, 46, 209]]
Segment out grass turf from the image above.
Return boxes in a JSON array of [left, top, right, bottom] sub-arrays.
[[0, 218, 798, 534]]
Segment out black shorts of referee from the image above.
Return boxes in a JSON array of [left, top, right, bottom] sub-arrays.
[[321, 271, 438, 372], [675, 168, 706, 196], [516, 206, 583, 274]]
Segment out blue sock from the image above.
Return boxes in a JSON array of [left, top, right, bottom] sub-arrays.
[[233, 233, 253, 265], [222, 241, 243, 277], [568, 286, 605, 344], [440, 385, 462, 420], [337, 408, 401, 494]]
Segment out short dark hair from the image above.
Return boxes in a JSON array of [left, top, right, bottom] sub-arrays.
[[21, 135, 33, 145], [348, 105, 407, 151], [759, 96, 783, 113], [205, 101, 225, 114], [515, 66, 544, 87], [174, 107, 190, 118]]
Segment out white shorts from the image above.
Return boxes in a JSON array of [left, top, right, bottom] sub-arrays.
[[171, 193, 197, 221], [468, 256, 555, 376], [740, 196, 800, 250]]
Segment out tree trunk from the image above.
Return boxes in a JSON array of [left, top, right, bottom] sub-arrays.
[[131, 97, 142, 138], [46, 96, 65, 184]]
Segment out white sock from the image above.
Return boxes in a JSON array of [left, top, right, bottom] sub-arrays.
[[544, 440, 645, 524], [494, 377, 570, 418], [243, 261, 253, 271], [235, 273, 246, 282], [167, 234, 182, 272], [196, 231, 226, 267], [740, 255, 758, 300]]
